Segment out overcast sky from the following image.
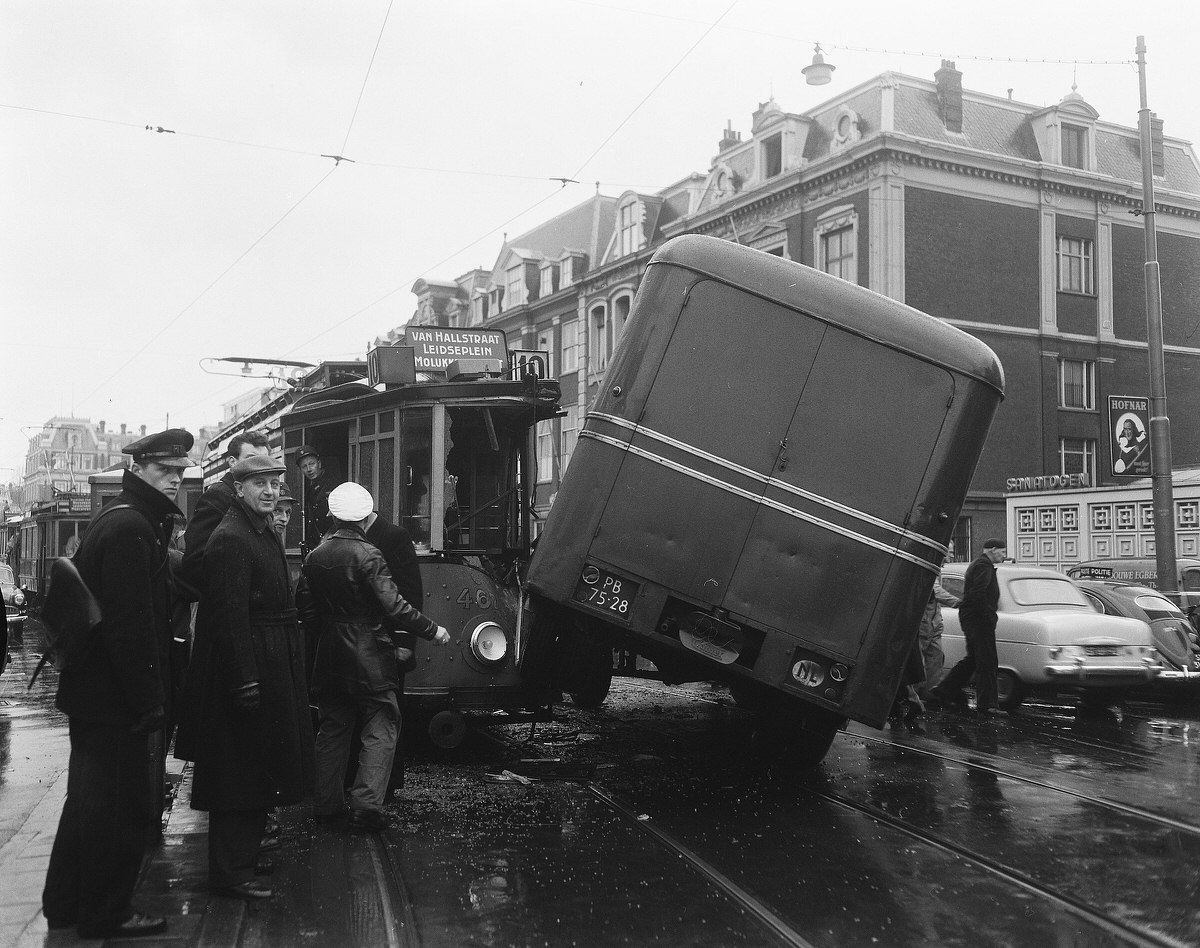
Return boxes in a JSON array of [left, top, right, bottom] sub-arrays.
[[3, 0, 1197, 481]]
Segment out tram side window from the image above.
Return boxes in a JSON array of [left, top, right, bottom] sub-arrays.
[[402, 408, 433, 550]]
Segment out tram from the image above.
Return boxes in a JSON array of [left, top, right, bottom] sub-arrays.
[[13, 467, 204, 607], [524, 235, 1006, 763], [280, 340, 561, 747]]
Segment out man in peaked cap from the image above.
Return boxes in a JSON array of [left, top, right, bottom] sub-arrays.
[[295, 445, 339, 556], [43, 427, 194, 939]]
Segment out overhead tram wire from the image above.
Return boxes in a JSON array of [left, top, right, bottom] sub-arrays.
[[337, 0, 394, 157], [78, 166, 338, 406], [568, 0, 737, 181]]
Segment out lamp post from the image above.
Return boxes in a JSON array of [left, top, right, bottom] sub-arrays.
[[1135, 36, 1179, 601]]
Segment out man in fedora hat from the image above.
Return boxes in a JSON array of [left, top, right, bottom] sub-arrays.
[[43, 428, 195, 939], [180, 430, 271, 594], [175, 453, 314, 900]]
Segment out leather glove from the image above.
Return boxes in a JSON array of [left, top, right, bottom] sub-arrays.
[[232, 682, 261, 714], [132, 705, 165, 734]]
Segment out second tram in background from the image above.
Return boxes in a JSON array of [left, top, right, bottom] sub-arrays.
[[525, 235, 1005, 763], [280, 337, 560, 748]]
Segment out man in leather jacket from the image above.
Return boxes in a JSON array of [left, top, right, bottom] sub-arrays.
[[299, 482, 450, 831]]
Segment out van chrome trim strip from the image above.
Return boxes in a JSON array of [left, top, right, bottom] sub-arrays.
[[587, 412, 948, 558], [581, 429, 939, 574]]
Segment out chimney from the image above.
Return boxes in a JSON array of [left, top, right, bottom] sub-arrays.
[[140, 425, 147, 436], [935, 60, 963, 133], [120, 423, 127, 434], [99, 420, 106, 433], [718, 120, 742, 152]]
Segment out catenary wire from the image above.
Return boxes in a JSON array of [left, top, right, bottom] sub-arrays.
[[338, 0, 394, 157]]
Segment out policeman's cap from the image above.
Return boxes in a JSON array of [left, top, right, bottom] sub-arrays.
[[231, 454, 287, 481], [276, 482, 296, 504], [295, 445, 320, 465], [123, 428, 194, 468]]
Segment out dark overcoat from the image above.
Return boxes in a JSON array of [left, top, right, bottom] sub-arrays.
[[175, 497, 314, 811], [299, 527, 438, 696], [365, 515, 424, 668], [58, 470, 179, 726], [178, 472, 236, 598]]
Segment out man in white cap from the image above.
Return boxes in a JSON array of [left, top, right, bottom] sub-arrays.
[[299, 482, 450, 831]]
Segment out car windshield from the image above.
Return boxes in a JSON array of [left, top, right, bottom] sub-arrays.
[[1008, 577, 1091, 608], [0, 564, 13, 584], [1133, 593, 1185, 620]]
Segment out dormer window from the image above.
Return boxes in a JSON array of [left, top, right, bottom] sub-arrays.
[[506, 266, 525, 307], [539, 263, 558, 298], [618, 201, 641, 256], [1061, 123, 1087, 169], [560, 257, 573, 288], [762, 134, 782, 178]]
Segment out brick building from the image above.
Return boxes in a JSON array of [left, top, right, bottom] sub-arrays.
[[407, 63, 1200, 558]]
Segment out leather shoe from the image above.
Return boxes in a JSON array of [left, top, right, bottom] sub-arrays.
[[77, 912, 167, 938], [347, 808, 390, 832], [211, 881, 274, 900], [258, 834, 281, 852]]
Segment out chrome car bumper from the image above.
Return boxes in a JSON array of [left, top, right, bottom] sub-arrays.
[[1043, 662, 1159, 682]]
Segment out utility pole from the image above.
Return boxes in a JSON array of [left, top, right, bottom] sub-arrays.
[[1136, 35, 1179, 601]]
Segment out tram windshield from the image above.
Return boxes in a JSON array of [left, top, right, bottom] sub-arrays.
[[402, 403, 528, 555]]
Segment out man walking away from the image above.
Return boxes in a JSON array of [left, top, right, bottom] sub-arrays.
[[42, 428, 194, 939], [300, 482, 449, 831], [930, 538, 1006, 715]]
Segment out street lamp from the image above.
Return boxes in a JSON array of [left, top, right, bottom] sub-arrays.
[[1135, 35, 1179, 601], [802, 43, 835, 86]]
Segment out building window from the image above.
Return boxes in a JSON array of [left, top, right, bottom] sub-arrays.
[[762, 133, 782, 178], [560, 404, 582, 474], [560, 258, 573, 289], [1056, 236, 1094, 295], [539, 265, 558, 298], [536, 330, 554, 377], [611, 295, 632, 355], [506, 266, 525, 307], [1058, 359, 1095, 410], [814, 205, 858, 284], [1061, 123, 1087, 169], [1059, 437, 1097, 483], [561, 319, 579, 373], [471, 293, 488, 325], [618, 203, 640, 257], [950, 517, 972, 562], [822, 227, 855, 281], [589, 305, 607, 373], [536, 421, 554, 484]]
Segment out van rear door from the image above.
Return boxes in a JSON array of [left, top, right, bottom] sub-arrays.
[[723, 327, 955, 653]]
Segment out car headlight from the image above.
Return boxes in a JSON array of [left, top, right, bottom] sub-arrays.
[[13, 591, 25, 607], [468, 622, 508, 666]]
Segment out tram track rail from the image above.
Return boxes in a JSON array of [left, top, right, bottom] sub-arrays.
[[495, 680, 1200, 947]]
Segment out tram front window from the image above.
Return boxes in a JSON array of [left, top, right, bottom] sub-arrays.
[[442, 406, 518, 553], [402, 408, 433, 550]]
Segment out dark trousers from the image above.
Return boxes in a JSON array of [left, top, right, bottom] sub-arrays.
[[208, 809, 268, 888], [43, 720, 152, 931], [938, 611, 999, 709]]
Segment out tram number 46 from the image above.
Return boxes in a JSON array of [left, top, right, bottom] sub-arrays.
[[457, 589, 493, 609]]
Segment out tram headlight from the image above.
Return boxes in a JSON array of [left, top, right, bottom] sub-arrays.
[[469, 622, 509, 666]]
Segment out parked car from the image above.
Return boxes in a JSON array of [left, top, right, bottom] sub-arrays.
[[1, 562, 25, 632], [1076, 580, 1200, 694], [939, 563, 1160, 711]]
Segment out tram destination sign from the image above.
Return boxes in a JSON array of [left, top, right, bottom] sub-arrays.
[[404, 328, 508, 374]]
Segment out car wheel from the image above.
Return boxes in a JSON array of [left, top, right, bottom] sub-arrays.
[[996, 669, 1024, 711]]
